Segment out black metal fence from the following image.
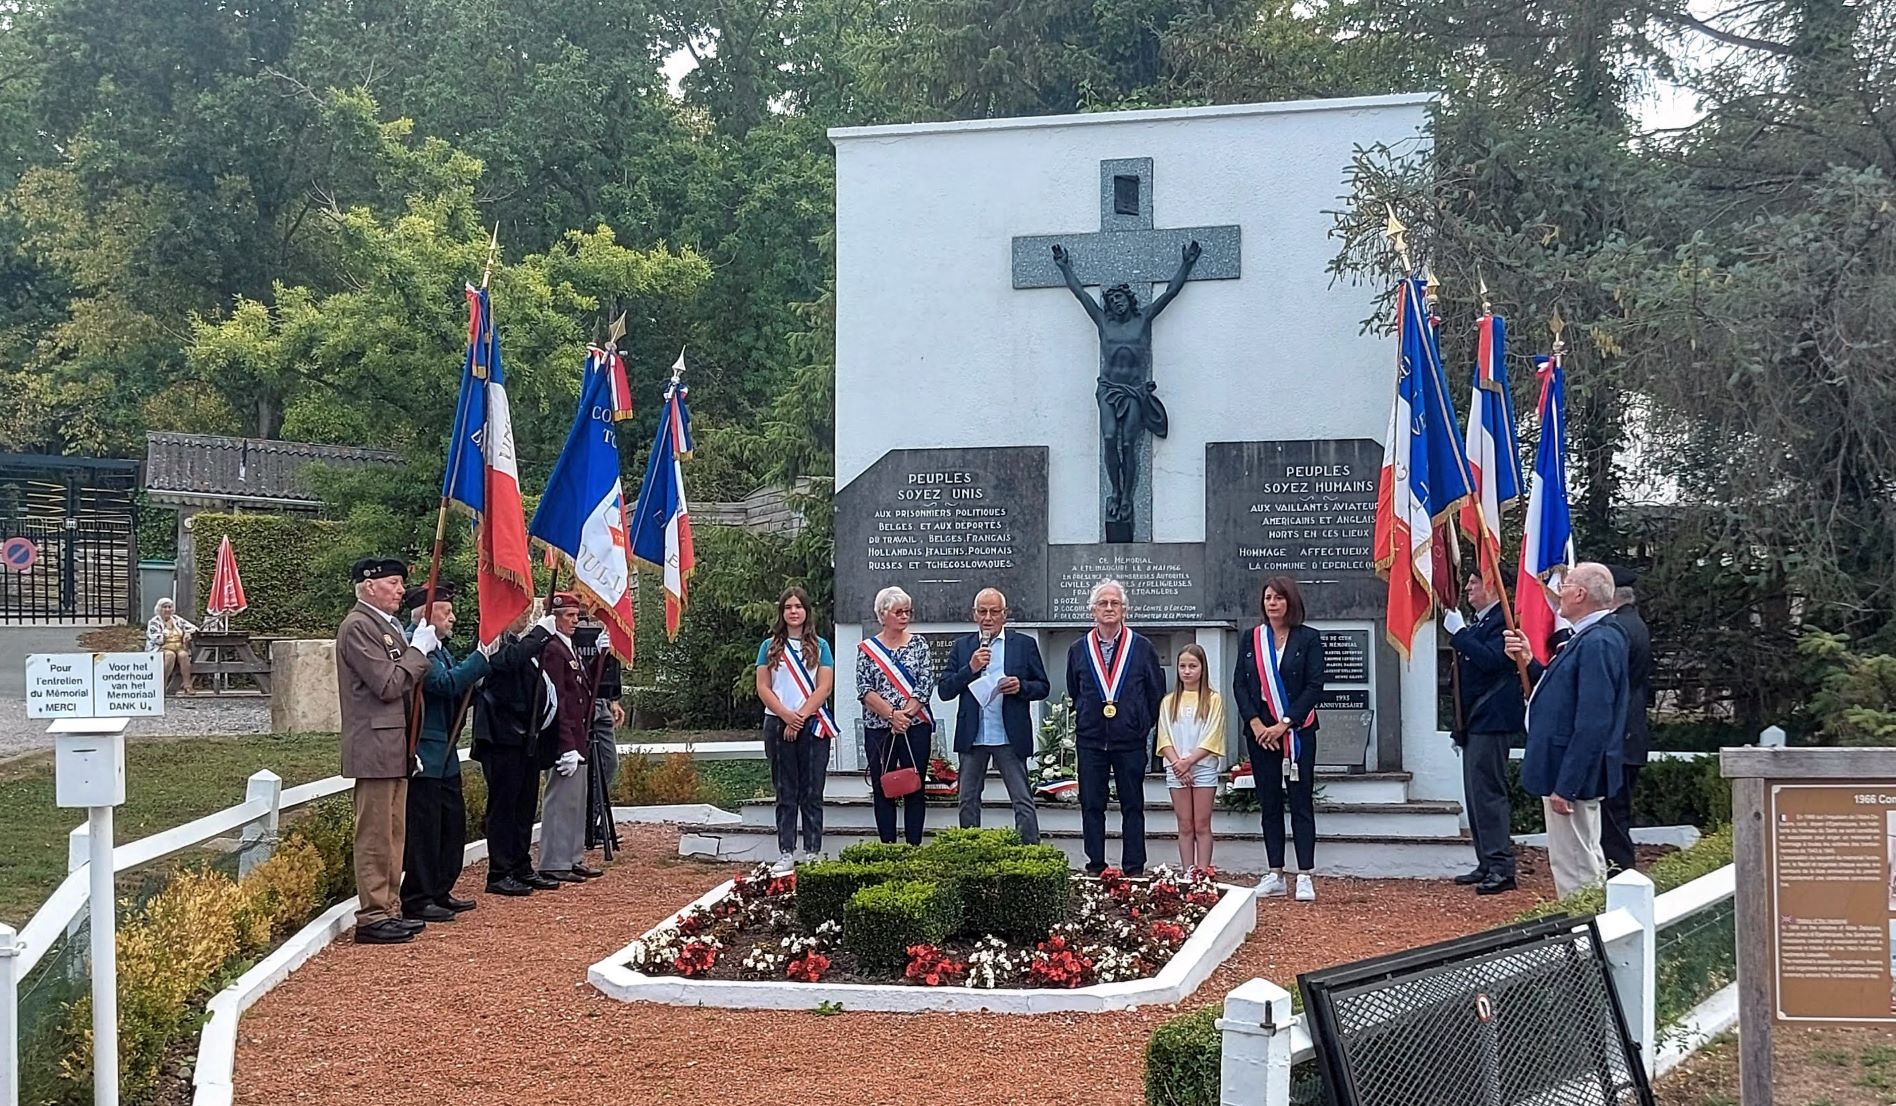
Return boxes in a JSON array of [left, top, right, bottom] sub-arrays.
[[0, 455, 139, 624]]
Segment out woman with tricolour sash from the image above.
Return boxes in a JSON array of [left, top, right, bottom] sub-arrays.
[[1232, 576, 1328, 902], [755, 586, 838, 873], [854, 586, 936, 845]]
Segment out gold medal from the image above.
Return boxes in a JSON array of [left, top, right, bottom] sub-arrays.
[[569, 659, 581, 670], [1103, 702, 1118, 719], [382, 633, 394, 646]]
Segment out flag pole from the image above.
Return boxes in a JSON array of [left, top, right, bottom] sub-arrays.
[[409, 224, 502, 755], [1385, 208, 1532, 696]]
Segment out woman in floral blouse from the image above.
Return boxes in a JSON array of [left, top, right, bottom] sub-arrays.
[[855, 586, 935, 844], [145, 597, 198, 695]]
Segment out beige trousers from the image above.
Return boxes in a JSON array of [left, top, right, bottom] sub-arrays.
[[354, 778, 409, 925], [1542, 796, 1605, 899]]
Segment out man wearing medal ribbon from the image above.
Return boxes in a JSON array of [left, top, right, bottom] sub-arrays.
[[1064, 578, 1166, 876], [1232, 576, 1327, 902], [534, 593, 599, 883]]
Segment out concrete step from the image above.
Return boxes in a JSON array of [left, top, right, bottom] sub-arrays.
[[677, 822, 1477, 880], [738, 795, 1463, 839], [820, 769, 1413, 806]]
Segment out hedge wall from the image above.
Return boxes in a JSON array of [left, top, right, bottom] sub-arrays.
[[190, 513, 351, 633]]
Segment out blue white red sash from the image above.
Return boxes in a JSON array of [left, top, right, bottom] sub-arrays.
[[1253, 625, 1313, 777], [1087, 629, 1133, 715], [858, 635, 933, 724], [783, 640, 838, 738]]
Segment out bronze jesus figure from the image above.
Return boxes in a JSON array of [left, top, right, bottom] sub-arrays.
[[1052, 239, 1203, 531]]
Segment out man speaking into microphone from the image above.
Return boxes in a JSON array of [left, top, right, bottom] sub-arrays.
[[937, 587, 1050, 843]]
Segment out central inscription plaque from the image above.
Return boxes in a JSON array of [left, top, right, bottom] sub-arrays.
[[1049, 543, 1206, 622], [1206, 439, 1384, 620], [836, 446, 1050, 622]]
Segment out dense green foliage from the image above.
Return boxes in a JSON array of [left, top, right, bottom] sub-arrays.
[[800, 828, 1071, 946], [1507, 756, 1732, 835], [3, 0, 1893, 731], [1143, 1006, 1222, 1106], [841, 879, 963, 970]]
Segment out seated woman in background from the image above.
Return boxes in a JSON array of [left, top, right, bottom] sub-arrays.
[[1157, 643, 1226, 877], [146, 597, 198, 695]]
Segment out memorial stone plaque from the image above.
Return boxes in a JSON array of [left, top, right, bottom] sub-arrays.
[[1320, 630, 1371, 684], [1206, 439, 1383, 620], [1049, 542, 1205, 623], [836, 446, 1050, 622], [1318, 689, 1371, 712]]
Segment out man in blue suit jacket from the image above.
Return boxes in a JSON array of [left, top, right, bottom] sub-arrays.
[[937, 588, 1051, 842], [1443, 567, 1528, 895], [1505, 562, 1631, 898], [1066, 578, 1167, 876]]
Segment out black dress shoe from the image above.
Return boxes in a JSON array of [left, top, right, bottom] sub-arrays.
[[522, 873, 564, 891], [1454, 868, 1489, 886], [354, 920, 416, 945], [404, 903, 456, 923], [440, 895, 477, 912], [1475, 874, 1518, 895], [540, 869, 586, 884], [487, 877, 535, 897], [570, 863, 605, 879], [393, 917, 426, 933]]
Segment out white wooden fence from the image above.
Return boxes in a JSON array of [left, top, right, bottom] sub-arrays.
[[1216, 862, 1739, 1105]]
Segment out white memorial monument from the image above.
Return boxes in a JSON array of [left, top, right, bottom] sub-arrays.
[[824, 94, 1468, 875]]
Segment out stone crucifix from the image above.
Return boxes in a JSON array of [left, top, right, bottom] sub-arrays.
[[1012, 157, 1241, 542]]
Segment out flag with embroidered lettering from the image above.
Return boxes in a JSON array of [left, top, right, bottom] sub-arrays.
[[442, 285, 532, 644]]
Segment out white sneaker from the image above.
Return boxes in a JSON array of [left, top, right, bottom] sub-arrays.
[[1257, 872, 1286, 897], [797, 849, 820, 864], [772, 852, 795, 875], [1295, 874, 1316, 902]]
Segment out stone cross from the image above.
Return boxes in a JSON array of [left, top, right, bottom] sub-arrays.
[[1012, 157, 1241, 542]]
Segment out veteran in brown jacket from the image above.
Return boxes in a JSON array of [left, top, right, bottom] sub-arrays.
[[337, 557, 436, 945]]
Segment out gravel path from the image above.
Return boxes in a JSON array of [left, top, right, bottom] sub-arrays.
[[233, 827, 1558, 1106], [0, 695, 271, 760]]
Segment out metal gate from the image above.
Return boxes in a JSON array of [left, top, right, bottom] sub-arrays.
[[0, 455, 140, 624]]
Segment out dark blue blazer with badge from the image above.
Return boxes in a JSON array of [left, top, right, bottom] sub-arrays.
[[1065, 631, 1167, 753], [1449, 604, 1526, 735], [935, 630, 1051, 757], [1520, 617, 1630, 802]]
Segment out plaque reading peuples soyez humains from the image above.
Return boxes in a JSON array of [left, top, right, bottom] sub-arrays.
[[836, 446, 1050, 623], [1049, 543, 1206, 623], [1320, 630, 1370, 684], [1206, 439, 1383, 621]]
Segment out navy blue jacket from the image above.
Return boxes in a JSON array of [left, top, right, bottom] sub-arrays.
[[1232, 623, 1326, 734], [1521, 618, 1630, 801], [415, 644, 490, 778], [936, 630, 1051, 757], [1449, 604, 1527, 735], [1065, 630, 1166, 753]]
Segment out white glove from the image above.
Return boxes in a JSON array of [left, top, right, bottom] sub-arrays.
[[410, 623, 441, 655], [556, 749, 581, 777], [477, 637, 500, 658], [535, 615, 557, 635], [1441, 609, 1467, 636]]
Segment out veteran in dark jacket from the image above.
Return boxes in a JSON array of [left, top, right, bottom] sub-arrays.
[[398, 582, 490, 923]]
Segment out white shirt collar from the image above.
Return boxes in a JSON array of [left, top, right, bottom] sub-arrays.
[[1476, 601, 1500, 620], [1570, 609, 1611, 635]]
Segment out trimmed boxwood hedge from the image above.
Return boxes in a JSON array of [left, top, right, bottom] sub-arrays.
[[795, 860, 900, 933], [842, 879, 963, 970], [1143, 1006, 1221, 1106]]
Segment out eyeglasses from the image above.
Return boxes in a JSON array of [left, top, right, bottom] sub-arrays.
[[1093, 598, 1124, 608], [973, 606, 1005, 616], [890, 608, 913, 617]]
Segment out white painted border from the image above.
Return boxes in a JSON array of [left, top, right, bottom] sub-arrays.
[[1653, 982, 1738, 1078], [828, 93, 1437, 140], [587, 880, 1258, 1013]]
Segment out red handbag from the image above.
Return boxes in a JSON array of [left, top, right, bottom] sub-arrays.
[[877, 726, 923, 798]]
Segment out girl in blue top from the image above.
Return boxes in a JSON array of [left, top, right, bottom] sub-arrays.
[[754, 586, 835, 872]]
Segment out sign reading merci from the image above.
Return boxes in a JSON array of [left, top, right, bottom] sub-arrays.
[[26, 652, 165, 719]]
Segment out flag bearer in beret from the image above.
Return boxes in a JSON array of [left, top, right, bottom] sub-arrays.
[[399, 581, 492, 923], [536, 593, 600, 882], [336, 558, 434, 945], [471, 603, 559, 896]]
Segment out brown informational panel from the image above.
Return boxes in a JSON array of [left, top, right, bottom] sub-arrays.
[[1769, 782, 1896, 1023]]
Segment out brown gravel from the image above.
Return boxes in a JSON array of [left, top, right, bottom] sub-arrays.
[[233, 828, 1557, 1106]]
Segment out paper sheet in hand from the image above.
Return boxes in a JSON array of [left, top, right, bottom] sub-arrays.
[[970, 670, 1004, 707]]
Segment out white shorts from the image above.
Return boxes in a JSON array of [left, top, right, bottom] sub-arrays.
[[1167, 755, 1222, 789]]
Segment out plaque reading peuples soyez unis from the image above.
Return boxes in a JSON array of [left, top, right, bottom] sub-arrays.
[[836, 446, 1050, 623], [1049, 543, 1206, 623], [1206, 439, 1383, 621]]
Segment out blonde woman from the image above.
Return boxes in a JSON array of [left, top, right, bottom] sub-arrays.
[[146, 597, 198, 695], [1157, 643, 1226, 875]]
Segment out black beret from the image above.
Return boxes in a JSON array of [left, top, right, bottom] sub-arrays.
[[351, 557, 408, 584], [1610, 564, 1639, 589], [401, 581, 457, 610]]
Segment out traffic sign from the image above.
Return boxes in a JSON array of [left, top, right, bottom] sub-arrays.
[[2, 536, 38, 573]]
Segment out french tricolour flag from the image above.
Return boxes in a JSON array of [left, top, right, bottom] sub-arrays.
[[1374, 276, 1473, 658], [1458, 313, 1523, 592], [1515, 354, 1574, 663], [444, 286, 533, 644], [630, 353, 695, 640], [528, 346, 638, 660]]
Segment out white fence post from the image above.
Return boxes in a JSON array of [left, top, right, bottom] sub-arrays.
[[1757, 725, 1786, 748], [1, 922, 18, 1106], [1218, 977, 1293, 1106], [239, 770, 283, 879], [1606, 870, 1657, 1074], [64, 824, 88, 965]]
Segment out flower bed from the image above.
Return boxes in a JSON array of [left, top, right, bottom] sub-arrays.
[[619, 861, 1232, 989]]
